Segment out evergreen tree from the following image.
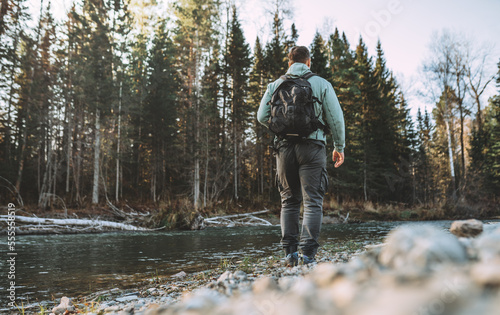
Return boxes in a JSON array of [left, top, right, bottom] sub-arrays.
[[225, 5, 251, 200], [173, 0, 219, 208], [249, 37, 271, 198], [326, 29, 362, 202], [264, 9, 287, 79], [284, 23, 298, 52], [0, 0, 30, 189], [470, 60, 500, 199], [144, 20, 179, 201], [200, 44, 223, 206], [355, 37, 382, 201], [309, 31, 329, 78], [415, 108, 434, 205]]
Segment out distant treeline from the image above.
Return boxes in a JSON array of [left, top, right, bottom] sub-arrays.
[[0, 0, 498, 214]]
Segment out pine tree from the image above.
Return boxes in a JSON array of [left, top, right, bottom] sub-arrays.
[[225, 5, 251, 200], [326, 29, 362, 202], [264, 9, 287, 79], [173, 0, 219, 208], [415, 108, 434, 204], [0, 0, 30, 189], [249, 37, 270, 198], [144, 20, 179, 202], [309, 31, 329, 78], [200, 44, 222, 206], [73, 0, 115, 204], [470, 60, 500, 199]]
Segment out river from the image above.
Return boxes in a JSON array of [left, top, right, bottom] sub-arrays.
[[0, 220, 468, 309]]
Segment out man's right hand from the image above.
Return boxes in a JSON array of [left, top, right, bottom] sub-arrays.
[[332, 150, 344, 168]]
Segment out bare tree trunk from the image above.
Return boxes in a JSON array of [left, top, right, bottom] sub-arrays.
[[444, 119, 456, 198], [232, 87, 238, 201], [65, 104, 72, 193], [74, 108, 83, 204], [204, 117, 209, 207], [92, 110, 101, 204], [459, 103, 465, 179], [363, 155, 368, 202], [193, 31, 201, 209], [15, 127, 27, 193], [66, 32, 73, 194], [233, 132, 238, 200], [115, 80, 122, 202]]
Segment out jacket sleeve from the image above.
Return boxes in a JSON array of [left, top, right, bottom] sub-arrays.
[[322, 82, 345, 153], [257, 84, 273, 127]]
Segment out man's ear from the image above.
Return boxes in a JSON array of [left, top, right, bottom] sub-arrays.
[[306, 59, 311, 68], [288, 60, 293, 67]]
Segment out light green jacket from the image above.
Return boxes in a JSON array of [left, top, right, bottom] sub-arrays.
[[257, 62, 345, 153]]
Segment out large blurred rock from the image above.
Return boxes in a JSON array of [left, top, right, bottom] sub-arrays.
[[475, 229, 500, 262], [471, 259, 500, 286], [450, 219, 483, 238], [379, 225, 467, 272]]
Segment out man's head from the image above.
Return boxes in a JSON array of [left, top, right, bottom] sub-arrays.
[[288, 46, 311, 68]]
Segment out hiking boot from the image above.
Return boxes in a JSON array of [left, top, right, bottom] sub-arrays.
[[284, 252, 299, 267], [300, 254, 316, 265]]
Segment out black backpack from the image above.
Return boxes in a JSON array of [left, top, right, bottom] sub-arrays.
[[268, 73, 324, 139]]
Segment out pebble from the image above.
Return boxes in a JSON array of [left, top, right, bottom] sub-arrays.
[[115, 295, 139, 302]]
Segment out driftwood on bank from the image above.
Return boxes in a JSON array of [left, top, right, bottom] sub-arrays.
[[204, 210, 273, 227], [0, 215, 156, 234]]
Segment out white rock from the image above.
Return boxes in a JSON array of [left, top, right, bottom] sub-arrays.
[[51, 297, 73, 315], [217, 271, 232, 283], [379, 225, 467, 272], [116, 295, 139, 302], [171, 271, 187, 280], [233, 270, 248, 282], [471, 259, 500, 286], [450, 219, 483, 238], [475, 231, 500, 262], [252, 276, 278, 294], [309, 263, 338, 287]]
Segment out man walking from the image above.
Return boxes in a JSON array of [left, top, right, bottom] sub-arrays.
[[257, 46, 345, 266]]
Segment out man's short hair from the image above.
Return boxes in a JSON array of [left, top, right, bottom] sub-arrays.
[[288, 46, 310, 64]]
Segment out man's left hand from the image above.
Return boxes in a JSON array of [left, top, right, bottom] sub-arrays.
[[332, 150, 344, 168]]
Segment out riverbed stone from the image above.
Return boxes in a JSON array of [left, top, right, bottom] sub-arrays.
[[475, 230, 500, 262], [379, 225, 467, 272], [450, 219, 483, 238], [217, 271, 231, 283], [116, 295, 139, 302], [309, 262, 339, 287], [252, 276, 278, 294], [471, 259, 500, 286], [232, 270, 248, 282], [51, 296, 75, 314], [171, 271, 187, 280]]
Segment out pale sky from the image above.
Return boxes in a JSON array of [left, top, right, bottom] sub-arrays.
[[30, 0, 500, 116], [237, 0, 500, 116]]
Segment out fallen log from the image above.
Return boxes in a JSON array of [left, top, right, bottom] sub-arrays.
[[0, 215, 153, 231], [204, 210, 273, 227]]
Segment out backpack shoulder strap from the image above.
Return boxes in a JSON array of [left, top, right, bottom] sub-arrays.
[[302, 72, 317, 80]]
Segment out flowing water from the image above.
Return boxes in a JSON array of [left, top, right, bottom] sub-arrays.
[[0, 220, 471, 308]]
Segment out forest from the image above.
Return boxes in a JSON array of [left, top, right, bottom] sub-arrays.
[[0, 0, 499, 224]]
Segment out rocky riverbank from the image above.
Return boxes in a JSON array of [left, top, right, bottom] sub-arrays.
[[43, 219, 500, 315]]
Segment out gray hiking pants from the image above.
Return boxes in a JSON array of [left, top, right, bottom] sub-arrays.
[[275, 140, 328, 257]]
